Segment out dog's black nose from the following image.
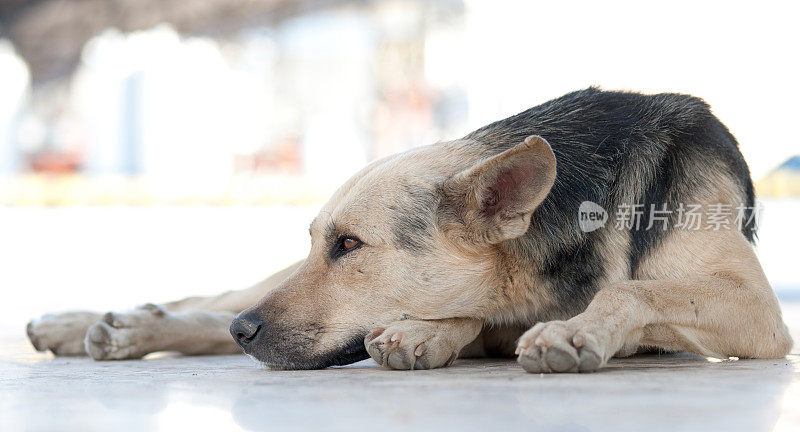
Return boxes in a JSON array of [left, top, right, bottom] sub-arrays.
[[230, 313, 263, 348]]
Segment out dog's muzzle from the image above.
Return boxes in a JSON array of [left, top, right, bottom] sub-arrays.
[[229, 312, 369, 369]]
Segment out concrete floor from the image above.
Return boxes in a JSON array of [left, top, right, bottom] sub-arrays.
[[2, 322, 800, 432]]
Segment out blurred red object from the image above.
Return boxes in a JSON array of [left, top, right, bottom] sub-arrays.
[[29, 150, 82, 174]]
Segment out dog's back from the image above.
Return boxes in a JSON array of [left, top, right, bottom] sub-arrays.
[[466, 88, 757, 315]]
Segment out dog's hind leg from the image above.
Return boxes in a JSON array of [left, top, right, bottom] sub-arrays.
[[83, 261, 303, 360], [27, 307, 240, 360], [515, 230, 792, 373], [84, 306, 241, 360], [27, 260, 302, 358]]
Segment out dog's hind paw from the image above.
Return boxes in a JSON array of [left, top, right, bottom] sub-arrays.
[[364, 320, 460, 370], [26, 311, 103, 356], [84, 307, 166, 360], [516, 320, 609, 373]]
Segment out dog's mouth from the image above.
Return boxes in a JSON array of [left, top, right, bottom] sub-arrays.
[[316, 335, 370, 368], [256, 334, 369, 370]]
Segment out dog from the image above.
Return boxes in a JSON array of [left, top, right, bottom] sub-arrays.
[[27, 88, 792, 373]]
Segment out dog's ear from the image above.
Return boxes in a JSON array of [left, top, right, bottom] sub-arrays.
[[440, 135, 556, 244]]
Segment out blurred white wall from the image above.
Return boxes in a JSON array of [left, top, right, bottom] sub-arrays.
[[3, 1, 798, 180], [279, 11, 374, 187], [0, 40, 29, 174], [69, 11, 376, 191], [74, 26, 267, 197]]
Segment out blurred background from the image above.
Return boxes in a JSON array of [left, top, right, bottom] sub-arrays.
[[0, 0, 799, 333]]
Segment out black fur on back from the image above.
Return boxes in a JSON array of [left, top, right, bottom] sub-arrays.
[[465, 88, 756, 316]]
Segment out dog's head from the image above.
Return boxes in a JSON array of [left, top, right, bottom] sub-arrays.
[[230, 135, 556, 369]]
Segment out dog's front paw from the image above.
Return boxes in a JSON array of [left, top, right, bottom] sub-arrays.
[[84, 306, 166, 360], [515, 319, 613, 373], [364, 321, 460, 370]]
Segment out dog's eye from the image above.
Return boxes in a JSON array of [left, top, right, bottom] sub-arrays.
[[343, 238, 359, 251], [331, 236, 362, 260]]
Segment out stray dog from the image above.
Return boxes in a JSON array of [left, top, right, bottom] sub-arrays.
[[27, 88, 792, 373]]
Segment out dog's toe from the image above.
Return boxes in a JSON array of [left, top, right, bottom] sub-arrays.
[[102, 312, 117, 326], [517, 348, 544, 373], [85, 322, 113, 360], [517, 320, 609, 374], [546, 347, 578, 372], [103, 311, 135, 328], [366, 342, 384, 365], [364, 328, 387, 365], [365, 330, 414, 370], [578, 349, 602, 372], [387, 349, 412, 370], [412, 343, 451, 370], [26, 321, 46, 352]]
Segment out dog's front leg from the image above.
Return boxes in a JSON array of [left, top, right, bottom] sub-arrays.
[[515, 277, 792, 373], [364, 318, 482, 370]]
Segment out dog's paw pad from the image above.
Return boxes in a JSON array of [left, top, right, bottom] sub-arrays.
[[387, 350, 412, 370], [545, 347, 578, 372], [517, 349, 544, 373], [85, 322, 111, 359], [578, 349, 602, 372], [516, 320, 607, 374]]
